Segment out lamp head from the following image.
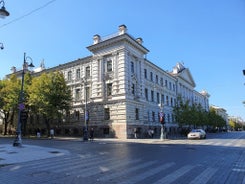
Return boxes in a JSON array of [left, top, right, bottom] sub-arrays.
[[0, 1, 10, 18]]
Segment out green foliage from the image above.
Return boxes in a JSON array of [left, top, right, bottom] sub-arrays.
[[28, 71, 72, 121], [0, 75, 21, 135], [173, 96, 226, 128]]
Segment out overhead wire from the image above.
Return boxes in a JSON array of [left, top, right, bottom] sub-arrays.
[[0, 0, 57, 29]]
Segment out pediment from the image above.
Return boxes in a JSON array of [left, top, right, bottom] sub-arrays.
[[178, 68, 196, 87]]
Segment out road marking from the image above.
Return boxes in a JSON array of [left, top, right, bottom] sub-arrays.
[[119, 162, 175, 184], [189, 167, 218, 184], [153, 165, 194, 184], [98, 160, 157, 182]]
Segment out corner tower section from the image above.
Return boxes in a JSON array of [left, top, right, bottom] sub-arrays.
[[87, 25, 149, 139]]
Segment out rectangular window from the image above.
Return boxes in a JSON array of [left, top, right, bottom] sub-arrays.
[[156, 75, 159, 84], [107, 83, 112, 96], [151, 90, 154, 102], [165, 80, 168, 88], [144, 69, 147, 79], [75, 88, 81, 101], [161, 94, 164, 105], [157, 92, 160, 104], [68, 71, 72, 81], [160, 77, 163, 86], [131, 61, 134, 73], [166, 96, 169, 106], [132, 83, 135, 95], [107, 60, 112, 72], [76, 69, 80, 79], [145, 88, 148, 101], [85, 66, 90, 78], [150, 72, 153, 81], [135, 108, 139, 120], [104, 108, 110, 120], [152, 111, 155, 122]]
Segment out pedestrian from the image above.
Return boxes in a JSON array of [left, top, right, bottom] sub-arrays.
[[50, 128, 54, 139], [89, 128, 94, 141], [36, 128, 41, 138], [151, 129, 154, 138], [134, 128, 138, 139]]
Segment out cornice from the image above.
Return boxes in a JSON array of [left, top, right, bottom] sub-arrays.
[[87, 33, 149, 54]]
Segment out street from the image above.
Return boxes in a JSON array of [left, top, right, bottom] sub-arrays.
[[0, 131, 245, 184]]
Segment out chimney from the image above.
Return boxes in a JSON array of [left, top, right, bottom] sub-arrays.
[[118, 24, 127, 35], [136, 37, 143, 44], [93, 34, 101, 44]]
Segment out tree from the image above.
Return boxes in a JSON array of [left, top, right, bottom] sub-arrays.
[[28, 71, 72, 134], [0, 75, 20, 135]]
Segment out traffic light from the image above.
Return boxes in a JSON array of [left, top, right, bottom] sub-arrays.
[[159, 112, 165, 124]]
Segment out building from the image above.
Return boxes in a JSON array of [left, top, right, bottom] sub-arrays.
[[7, 25, 210, 139]]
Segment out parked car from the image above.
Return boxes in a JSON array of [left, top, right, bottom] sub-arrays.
[[187, 129, 206, 139]]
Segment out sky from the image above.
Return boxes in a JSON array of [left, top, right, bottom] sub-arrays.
[[1, 0, 245, 120]]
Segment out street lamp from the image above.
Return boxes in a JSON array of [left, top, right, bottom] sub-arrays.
[[13, 53, 34, 147], [0, 43, 3, 50], [82, 78, 88, 141], [159, 97, 165, 140], [0, 0, 10, 18]]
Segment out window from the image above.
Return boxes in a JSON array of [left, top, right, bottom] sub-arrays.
[[166, 96, 169, 106], [165, 80, 168, 88], [76, 69, 80, 79], [104, 108, 110, 120], [171, 97, 173, 106], [144, 69, 147, 79], [160, 77, 163, 86], [132, 83, 135, 95], [135, 108, 139, 120], [173, 84, 175, 91], [157, 92, 160, 104], [131, 61, 134, 73], [150, 72, 153, 81], [152, 111, 155, 122], [145, 88, 148, 101], [85, 66, 90, 78], [75, 89, 81, 101], [107, 83, 112, 96], [156, 75, 159, 84], [68, 71, 72, 81], [161, 94, 164, 105], [151, 90, 154, 102], [107, 60, 112, 72], [169, 82, 172, 90]]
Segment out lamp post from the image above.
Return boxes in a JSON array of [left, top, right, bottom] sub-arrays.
[[13, 53, 34, 147], [83, 78, 88, 141], [0, 43, 3, 50], [159, 101, 165, 140], [0, 0, 10, 18]]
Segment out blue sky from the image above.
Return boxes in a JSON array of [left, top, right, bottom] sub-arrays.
[[1, 0, 245, 120]]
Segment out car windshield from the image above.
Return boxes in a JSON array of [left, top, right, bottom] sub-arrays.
[[191, 129, 201, 132]]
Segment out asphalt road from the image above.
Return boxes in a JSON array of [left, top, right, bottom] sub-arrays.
[[0, 131, 244, 184]]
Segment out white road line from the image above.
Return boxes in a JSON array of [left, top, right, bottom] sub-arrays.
[[119, 162, 175, 184], [189, 167, 218, 184], [153, 165, 195, 184], [98, 160, 157, 182]]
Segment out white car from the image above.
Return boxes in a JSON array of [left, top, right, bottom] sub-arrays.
[[187, 129, 206, 139]]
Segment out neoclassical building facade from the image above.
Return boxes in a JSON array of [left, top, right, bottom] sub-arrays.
[[8, 25, 210, 139]]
